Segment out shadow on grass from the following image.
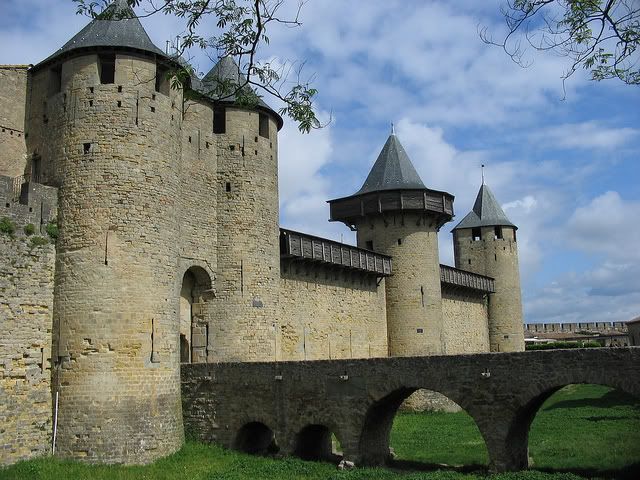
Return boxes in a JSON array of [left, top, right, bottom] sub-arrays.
[[387, 458, 487, 475], [535, 462, 640, 480], [545, 390, 640, 410]]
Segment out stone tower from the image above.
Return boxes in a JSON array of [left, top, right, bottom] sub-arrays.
[[329, 131, 454, 356], [202, 57, 283, 361], [26, 0, 184, 463], [452, 183, 525, 352]]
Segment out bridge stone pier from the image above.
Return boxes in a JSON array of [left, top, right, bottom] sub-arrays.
[[181, 348, 640, 472]]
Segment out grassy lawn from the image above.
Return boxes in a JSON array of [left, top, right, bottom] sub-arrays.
[[389, 384, 640, 478], [1, 384, 639, 480]]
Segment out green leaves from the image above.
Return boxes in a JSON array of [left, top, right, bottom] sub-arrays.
[[73, 0, 320, 131], [488, 0, 640, 86]]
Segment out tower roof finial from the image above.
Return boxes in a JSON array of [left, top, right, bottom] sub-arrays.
[[481, 164, 485, 185], [391, 122, 395, 135]]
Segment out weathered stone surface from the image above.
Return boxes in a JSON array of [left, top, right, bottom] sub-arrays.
[[0, 232, 55, 465], [454, 226, 525, 352], [0, 66, 28, 178], [182, 347, 640, 472]]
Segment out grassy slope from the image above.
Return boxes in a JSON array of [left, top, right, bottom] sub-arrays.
[[1, 384, 639, 480]]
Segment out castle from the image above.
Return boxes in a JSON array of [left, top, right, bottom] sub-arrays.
[[0, 0, 524, 465]]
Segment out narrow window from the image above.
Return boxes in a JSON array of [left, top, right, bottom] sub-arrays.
[[213, 106, 226, 134], [31, 156, 42, 182], [49, 65, 62, 95], [155, 63, 170, 95], [83, 142, 92, 154], [472, 227, 481, 241], [397, 238, 402, 245], [98, 54, 116, 84], [225, 182, 231, 192], [468, 258, 471, 265], [259, 113, 269, 139], [494, 226, 503, 239]]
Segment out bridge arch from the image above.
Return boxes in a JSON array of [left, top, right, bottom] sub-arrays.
[[293, 424, 342, 461], [234, 421, 279, 455], [358, 385, 487, 467], [497, 379, 640, 471]]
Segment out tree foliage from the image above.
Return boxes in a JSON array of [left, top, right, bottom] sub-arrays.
[[482, 0, 640, 86], [74, 0, 321, 132]]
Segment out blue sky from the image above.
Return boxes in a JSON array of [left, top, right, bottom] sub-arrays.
[[1, 0, 639, 324]]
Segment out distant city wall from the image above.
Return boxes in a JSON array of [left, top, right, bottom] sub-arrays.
[[524, 322, 628, 333]]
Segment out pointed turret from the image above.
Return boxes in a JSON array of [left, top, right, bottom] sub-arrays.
[[355, 132, 427, 195], [34, 0, 168, 71], [25, 0, 186, 465], [452, 184, 516, 231], [199, 56, 283, 129], [328, 131, 455, 357], [452, 182, 524, 353], [328, 131, 453, 229]]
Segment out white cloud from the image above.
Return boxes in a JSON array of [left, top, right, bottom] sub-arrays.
[[566, 191, 640, 261], [533, 122, 639, 150]]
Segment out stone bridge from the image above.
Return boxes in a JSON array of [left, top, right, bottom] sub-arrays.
[[181, 347, 640, 472]]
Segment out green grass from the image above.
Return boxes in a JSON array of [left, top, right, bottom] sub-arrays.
[[389, 384, 640, 478], [1, 384, 639, 480]]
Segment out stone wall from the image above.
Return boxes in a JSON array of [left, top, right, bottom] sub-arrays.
[[211, 107, 280, 362], [278, 262, 388, 360], [525, 322, 628, 333], [356, 213, 444, 356], [181, 347, 640, 472], [441, 286, 490, 354], [29, 52, 185, 464], [454, 226, 524, 352], [0, 66, 29, 177], [0, 177, 58, 233], [0, 227, 55, 464]]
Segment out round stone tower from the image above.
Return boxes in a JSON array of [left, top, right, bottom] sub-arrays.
[[452, 183, 525, 352], [26, 1, 184, 463], [200, 57, 283, 361], [329, 131, 454, 356]]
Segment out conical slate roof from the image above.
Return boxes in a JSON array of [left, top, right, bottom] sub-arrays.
[[354, 132, 426, 195], [35, 0, 166, 69], [452, 184, 516, 230], [199, 56, 282, 128]]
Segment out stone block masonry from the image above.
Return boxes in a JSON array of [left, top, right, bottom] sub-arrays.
[[182, 347, 640, 472], [279, 262, 388, 360], [0, 233, 55, 465], [0, 66, 29, 178]]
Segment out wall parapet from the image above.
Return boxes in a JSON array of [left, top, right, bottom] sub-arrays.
[[280, 228, 391, 276], [440, 264, 495, 293]]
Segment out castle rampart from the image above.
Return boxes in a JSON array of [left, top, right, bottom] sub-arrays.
[[0, 208, 55, 464]]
